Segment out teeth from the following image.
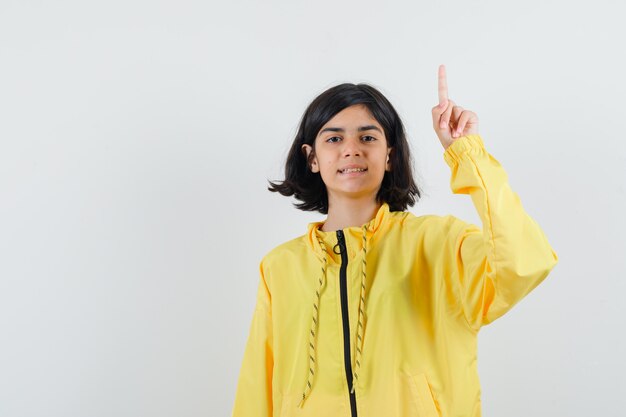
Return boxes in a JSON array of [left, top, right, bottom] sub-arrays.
[[342, 168, 366, 173]]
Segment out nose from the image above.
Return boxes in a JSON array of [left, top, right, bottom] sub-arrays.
[[342, 135, 362, 157]]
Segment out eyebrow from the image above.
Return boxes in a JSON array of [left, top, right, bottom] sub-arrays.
[[317, 125, 383, 137]]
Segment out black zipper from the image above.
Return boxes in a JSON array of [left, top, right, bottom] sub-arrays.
[[335, 229, 358, 417]]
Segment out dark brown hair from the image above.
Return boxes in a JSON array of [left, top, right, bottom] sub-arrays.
[[267, 82, 422, 214]]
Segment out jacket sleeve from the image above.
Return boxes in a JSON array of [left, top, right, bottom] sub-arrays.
[[231, 259, 273, 417], [440, 134, 559, 332]]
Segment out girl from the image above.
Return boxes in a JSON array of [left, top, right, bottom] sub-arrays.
[[231, 65, 558, 417]]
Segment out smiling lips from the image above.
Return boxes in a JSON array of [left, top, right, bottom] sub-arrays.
[[338, 165, 368, 174]]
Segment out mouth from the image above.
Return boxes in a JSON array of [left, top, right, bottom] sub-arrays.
[[338, 167, 368, 174]]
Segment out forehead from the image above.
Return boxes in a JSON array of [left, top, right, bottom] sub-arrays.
[[317, 105, 385, 139], [323, 104, 379, 126]]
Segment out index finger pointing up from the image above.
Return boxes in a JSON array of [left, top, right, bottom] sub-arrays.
[[438, 64, 448, 105]]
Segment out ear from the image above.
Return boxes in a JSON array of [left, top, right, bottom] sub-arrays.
[[386, 147, 393, 171], [301, 144, 319, 173]]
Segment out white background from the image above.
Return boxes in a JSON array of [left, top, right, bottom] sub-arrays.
[[1, 0, 624, 416]]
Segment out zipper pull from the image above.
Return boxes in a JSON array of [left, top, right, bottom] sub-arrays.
[[334, 230, 344, 254]]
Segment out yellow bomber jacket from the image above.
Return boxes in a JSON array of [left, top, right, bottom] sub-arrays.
[[231, 134, 559, 417]]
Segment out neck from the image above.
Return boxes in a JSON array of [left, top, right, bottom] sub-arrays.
[[321, 196, 381, 232]]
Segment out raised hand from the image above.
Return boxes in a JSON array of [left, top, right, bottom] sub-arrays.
[[431, 64, 479, 150]]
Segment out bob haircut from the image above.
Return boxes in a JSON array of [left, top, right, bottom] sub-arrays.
[[267, 82, 422, 214]]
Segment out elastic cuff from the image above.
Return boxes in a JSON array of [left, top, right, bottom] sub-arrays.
[[443, 134, 486, 167]]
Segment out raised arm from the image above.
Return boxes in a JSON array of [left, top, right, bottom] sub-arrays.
[[430, 64, 559, 331]]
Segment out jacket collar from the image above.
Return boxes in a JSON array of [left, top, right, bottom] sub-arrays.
[[305, 202, 390, 262]]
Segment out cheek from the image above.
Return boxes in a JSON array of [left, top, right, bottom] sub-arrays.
[[320, 159, 336, 173]]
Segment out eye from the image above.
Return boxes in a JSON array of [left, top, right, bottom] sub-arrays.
[[325, 136, 377, 143]]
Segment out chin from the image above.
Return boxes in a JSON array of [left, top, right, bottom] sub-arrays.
[[330, 185, 379, 198]]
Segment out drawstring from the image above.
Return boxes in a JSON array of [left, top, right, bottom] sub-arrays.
[[298, 236, 328, 408], [298, 224, 369, 408], [350, 223, 368, 394]]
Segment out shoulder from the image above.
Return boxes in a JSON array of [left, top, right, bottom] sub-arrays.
[[260, 233, 310, 267], [390, 209, 458, 230], [391, 210, 471, 241]]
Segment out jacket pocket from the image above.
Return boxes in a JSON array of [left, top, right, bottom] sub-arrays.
[[408, 373, 440, 417]]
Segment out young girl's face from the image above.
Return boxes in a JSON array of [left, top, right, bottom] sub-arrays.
[[302, 104, 392, 203]]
